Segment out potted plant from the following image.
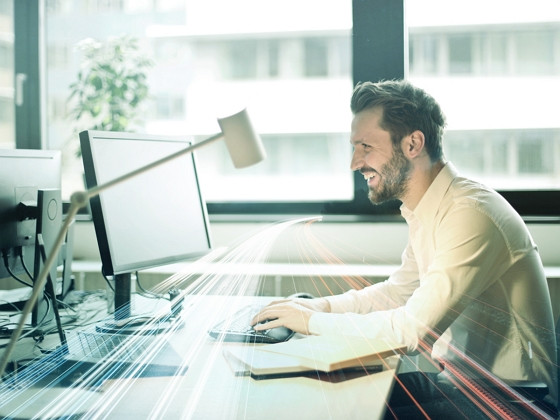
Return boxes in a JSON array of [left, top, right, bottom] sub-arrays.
[[67, 35, 153, 156]]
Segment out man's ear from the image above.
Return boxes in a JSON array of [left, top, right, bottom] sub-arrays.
[[403, 130, 425, 158]]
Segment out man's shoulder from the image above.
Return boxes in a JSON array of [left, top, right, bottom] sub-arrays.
[[448, 175, 503, 207], [442, 176, 528, 236]]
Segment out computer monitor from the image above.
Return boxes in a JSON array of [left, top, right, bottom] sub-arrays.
[[80, 131, 213, 319], [0, 149, 63, 328]]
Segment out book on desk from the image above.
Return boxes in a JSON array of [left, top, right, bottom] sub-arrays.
[[224, 334, 406, 378]]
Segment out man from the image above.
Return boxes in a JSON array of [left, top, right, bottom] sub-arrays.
[[252, 80, 557, 418]]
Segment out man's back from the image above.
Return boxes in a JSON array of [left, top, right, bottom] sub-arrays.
[[429, 169, 557, 406]]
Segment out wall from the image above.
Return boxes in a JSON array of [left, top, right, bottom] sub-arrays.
[[68, 219, 560, 321], [73, 219, 560, 266]]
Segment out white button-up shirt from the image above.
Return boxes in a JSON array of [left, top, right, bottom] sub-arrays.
[[309, 163, 557, 404]]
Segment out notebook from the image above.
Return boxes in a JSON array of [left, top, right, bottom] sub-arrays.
[[224, 335, 405, 377]]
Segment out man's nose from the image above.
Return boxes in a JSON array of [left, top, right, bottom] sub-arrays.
[[350, 149, 364, 172]]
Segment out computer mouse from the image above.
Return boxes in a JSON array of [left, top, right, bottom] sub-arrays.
[[263, 325, 295, 342], [288, 292, 315, 299]]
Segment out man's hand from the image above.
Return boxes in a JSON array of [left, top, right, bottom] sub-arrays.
[[250, 297, 331, 335]]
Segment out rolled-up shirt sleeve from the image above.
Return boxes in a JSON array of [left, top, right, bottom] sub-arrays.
[[308, 205, 518, 354], [308, 240, 420, 339]]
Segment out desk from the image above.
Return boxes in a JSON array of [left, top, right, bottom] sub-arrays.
[[0, 295, 400, 419]]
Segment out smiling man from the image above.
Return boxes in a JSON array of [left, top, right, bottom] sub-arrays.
[[253, 80, 557, 418]]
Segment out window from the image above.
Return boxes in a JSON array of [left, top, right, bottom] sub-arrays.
[[46, 44, 69, 68], [267, 40, 280, 78], [39, 0, 354, 207], [517, 132, 554, 175], [486, 33, 508, 74], [408, 28, 560, 77], [448, 34, 473, 74], [407, 2, 560, 202], [444, 129, 560, 189], [304, 38, 329, 77], [13, 1, 560, 218], [154, 95, 185, 119], [515, 31, 555, 75], [84, 0, 124, 13], [409, 35, 439, 75], [228, 40, 258, 80], [0, 0, 14, 148]]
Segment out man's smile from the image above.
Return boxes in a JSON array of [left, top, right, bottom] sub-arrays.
[[360, 168, 379, 187]]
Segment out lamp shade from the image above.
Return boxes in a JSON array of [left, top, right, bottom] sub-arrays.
[[218, 108, 266, 168]]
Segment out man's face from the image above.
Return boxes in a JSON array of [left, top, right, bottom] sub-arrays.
[[350, 108, 411, 204]]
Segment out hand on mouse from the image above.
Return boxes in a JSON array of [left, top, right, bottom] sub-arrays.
[[250, 298, 330, 335]]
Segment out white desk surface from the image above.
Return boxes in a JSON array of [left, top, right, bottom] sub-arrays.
[[0, 295, 400, 420]]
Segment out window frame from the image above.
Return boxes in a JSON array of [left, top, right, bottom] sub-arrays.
[[15, 0, 560, 222], [14, 0, 43, 150]]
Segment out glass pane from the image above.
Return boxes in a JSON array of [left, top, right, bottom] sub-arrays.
[[515, 31, 555, 75], [407, 1, 560, 190], [0, 0, 14, 148], [448, 34, 472, 74], [45, 0, 353, 202], [409, 35, 439, 75], [487, 33, 508, 74]]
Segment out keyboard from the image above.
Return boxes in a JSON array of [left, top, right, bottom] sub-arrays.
[[68, 329, 149, 362], [62, 326, 188, 383], [208, 304, 295, 344]]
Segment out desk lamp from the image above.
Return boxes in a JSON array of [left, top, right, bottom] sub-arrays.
[[0, 108, 266, 378]]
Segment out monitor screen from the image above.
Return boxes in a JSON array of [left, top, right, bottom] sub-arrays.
[[0, 149, 61, 280], [80, 131, 213, 277]]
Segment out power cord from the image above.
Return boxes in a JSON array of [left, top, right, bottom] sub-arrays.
[[135, 271, 166, 300], [2, 249, 32, 287]]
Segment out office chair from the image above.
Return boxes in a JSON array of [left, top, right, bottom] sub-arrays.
[[502, 316, 560, 418], [454, 317, 559, 418]]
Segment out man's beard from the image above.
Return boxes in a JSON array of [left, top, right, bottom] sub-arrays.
[[368, 147, 411, 205]]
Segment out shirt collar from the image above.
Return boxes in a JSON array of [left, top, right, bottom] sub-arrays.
[[401, 162, 458, 226]]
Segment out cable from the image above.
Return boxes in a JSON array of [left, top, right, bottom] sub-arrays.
[[1, 249, 33, 287], [37, 293, 52, 326], [18, 247, 34, 281], [0, 299, 23, 312], [0, 316, 42, 343], [101, 271, 115, 292], [135, 271, 166, 300], [55, 298, 78, 314]]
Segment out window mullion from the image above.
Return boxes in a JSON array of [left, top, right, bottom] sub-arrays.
[[14, 0, 43, 149]]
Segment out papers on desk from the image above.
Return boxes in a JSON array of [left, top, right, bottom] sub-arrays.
[[224, 335, 406, 378]]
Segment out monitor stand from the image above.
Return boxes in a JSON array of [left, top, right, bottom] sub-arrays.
[[32, 189, 66, 346], [114, 272, 132, 320], [35, 233, 66, 345], [95, 272, 181, 335]]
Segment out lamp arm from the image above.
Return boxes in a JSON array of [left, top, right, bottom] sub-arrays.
[[0, 131, 224, 379]]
